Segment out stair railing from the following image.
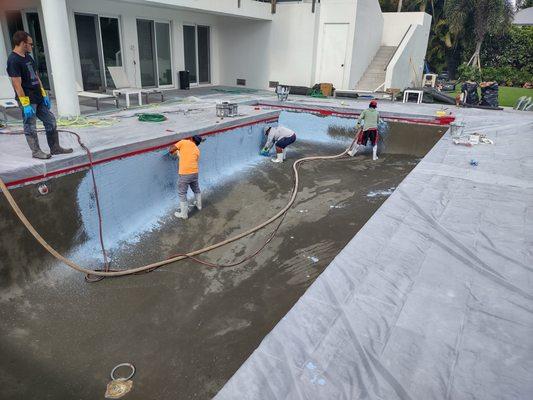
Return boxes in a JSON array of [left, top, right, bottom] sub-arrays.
[[384, 24, 412, 72]]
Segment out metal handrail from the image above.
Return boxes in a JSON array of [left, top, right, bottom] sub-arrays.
[[384, 24, 413, 71]]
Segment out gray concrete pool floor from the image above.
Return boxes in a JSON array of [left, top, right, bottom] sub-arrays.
[[1, 138, 426, 399]]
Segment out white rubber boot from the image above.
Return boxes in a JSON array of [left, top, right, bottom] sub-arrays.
[[194, 193, 202, 210], [282, 148, 287, 160], [174, 201, 188, 219], [372, 145, 378, 160], [271, 152, 284, 163], [347, 145, 359, 157]]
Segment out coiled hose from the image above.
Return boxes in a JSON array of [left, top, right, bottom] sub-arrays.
[[0, 129, 358, 279]]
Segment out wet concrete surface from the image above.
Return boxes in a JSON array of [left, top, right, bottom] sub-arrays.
[[0, 124, 442, 399]]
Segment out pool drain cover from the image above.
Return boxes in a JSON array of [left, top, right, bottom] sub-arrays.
[[105, 363, 135, 398], [105, 380, 133, 399]]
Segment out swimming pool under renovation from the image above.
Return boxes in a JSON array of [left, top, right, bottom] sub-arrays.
[[0, 110, 444, 399]]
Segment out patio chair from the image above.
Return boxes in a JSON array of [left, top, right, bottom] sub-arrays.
[[107, 67, 164, 108], [0, 75, 19, 125], [76, 82, 119, 111]]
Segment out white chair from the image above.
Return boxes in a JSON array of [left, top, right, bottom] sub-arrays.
[[76, 82, 119, 111], [0, 75, 19, 124], [403, 89, 424, 104], [107, 67, 164, 108]]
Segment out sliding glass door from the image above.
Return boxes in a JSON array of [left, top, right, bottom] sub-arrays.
[[4, 10, 51, 89], [137, 19, 173, 88], [183, 24, 210, 85], [74, 13, 122, 91]]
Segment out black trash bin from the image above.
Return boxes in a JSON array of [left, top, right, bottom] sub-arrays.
[[179, 70, 190, 90]]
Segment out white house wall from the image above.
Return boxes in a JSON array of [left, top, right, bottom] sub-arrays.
[[144, 0, 272, 21], [216, 17, 271, 89], [381, 12, 428, 46], [314, 0, 358, 90], [267, 2, 320, 88], [349, 0, 383, 89], [66, 0, 223, 89], [384, 13, 431, 90]]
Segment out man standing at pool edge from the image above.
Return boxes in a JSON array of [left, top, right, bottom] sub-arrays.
[[169, 135, 204, 219], [6, 31, 72, 159]]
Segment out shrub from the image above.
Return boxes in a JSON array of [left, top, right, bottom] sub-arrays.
[[482, 66, 533, 87], [457, 63, 532, 87], [457, 64, 482, 82]]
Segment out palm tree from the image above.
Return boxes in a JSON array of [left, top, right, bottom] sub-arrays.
[[445, 0, 513, 70]]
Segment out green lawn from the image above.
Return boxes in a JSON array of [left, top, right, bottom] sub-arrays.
[[453, 85, 533, 107]]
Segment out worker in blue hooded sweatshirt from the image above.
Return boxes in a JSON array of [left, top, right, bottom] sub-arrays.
[[6, 31, 72, 159]]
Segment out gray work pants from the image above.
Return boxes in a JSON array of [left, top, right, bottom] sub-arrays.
[[178, 173, 200, 202], [23, 102, 57, 137]]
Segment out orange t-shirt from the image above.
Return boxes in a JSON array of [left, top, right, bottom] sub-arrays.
[[174, 139, 200, 175]]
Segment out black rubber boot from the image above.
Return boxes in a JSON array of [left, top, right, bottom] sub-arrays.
[[25, 134, 51, 159], [47, 130, 73, 155]]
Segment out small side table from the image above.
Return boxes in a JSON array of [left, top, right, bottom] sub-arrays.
[[403, 90, 424, 104]]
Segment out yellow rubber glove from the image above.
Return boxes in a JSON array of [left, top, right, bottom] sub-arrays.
[[19, 96, 30, 107]]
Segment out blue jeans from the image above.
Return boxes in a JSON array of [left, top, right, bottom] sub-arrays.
[[23, 102, 57, 137]]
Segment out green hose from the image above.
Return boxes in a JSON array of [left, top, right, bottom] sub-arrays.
[[137, 113, 167, 122]]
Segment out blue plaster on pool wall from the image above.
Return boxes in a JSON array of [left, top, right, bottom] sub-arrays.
[[77, 123, 270, 250], [279, 111, 356, 144]]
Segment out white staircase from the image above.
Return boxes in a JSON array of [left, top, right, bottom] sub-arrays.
[[355, 46, 396, 92]]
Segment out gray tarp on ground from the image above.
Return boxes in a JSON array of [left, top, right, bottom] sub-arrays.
[[215, 105, 533, 399]]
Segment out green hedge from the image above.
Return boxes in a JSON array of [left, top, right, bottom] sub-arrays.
[[457, 64, 532, 87]]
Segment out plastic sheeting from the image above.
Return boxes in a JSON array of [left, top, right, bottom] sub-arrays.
[[215, 107, 533, 399]]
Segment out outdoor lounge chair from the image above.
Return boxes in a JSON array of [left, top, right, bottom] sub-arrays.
[[76, 82, 119, 111], [107, 67, 164, 108], [0, 75, 18, 125]]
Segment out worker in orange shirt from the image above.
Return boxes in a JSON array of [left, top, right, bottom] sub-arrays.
[[169, 135, 204, 219]]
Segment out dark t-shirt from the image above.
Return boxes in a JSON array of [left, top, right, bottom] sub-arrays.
[[6, 52, 43, 104]]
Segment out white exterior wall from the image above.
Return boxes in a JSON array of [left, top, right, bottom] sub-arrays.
[[217, 2, 320, 89], [381, 12, 427, 46], [350, 0, 383, 88], [314, 0, 357, 90], [216, 17, 271, 89], [384, 13, 431, 90], [145, 0, 272, 20], [268, 2, 319, 87], [66, 0, 223, 90]]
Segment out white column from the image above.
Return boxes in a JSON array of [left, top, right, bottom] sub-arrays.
[[0, 20, 8, 76], [40, 0, 80, 117]]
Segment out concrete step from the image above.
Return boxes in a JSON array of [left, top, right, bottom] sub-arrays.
[[359, 73, 386, 81]]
